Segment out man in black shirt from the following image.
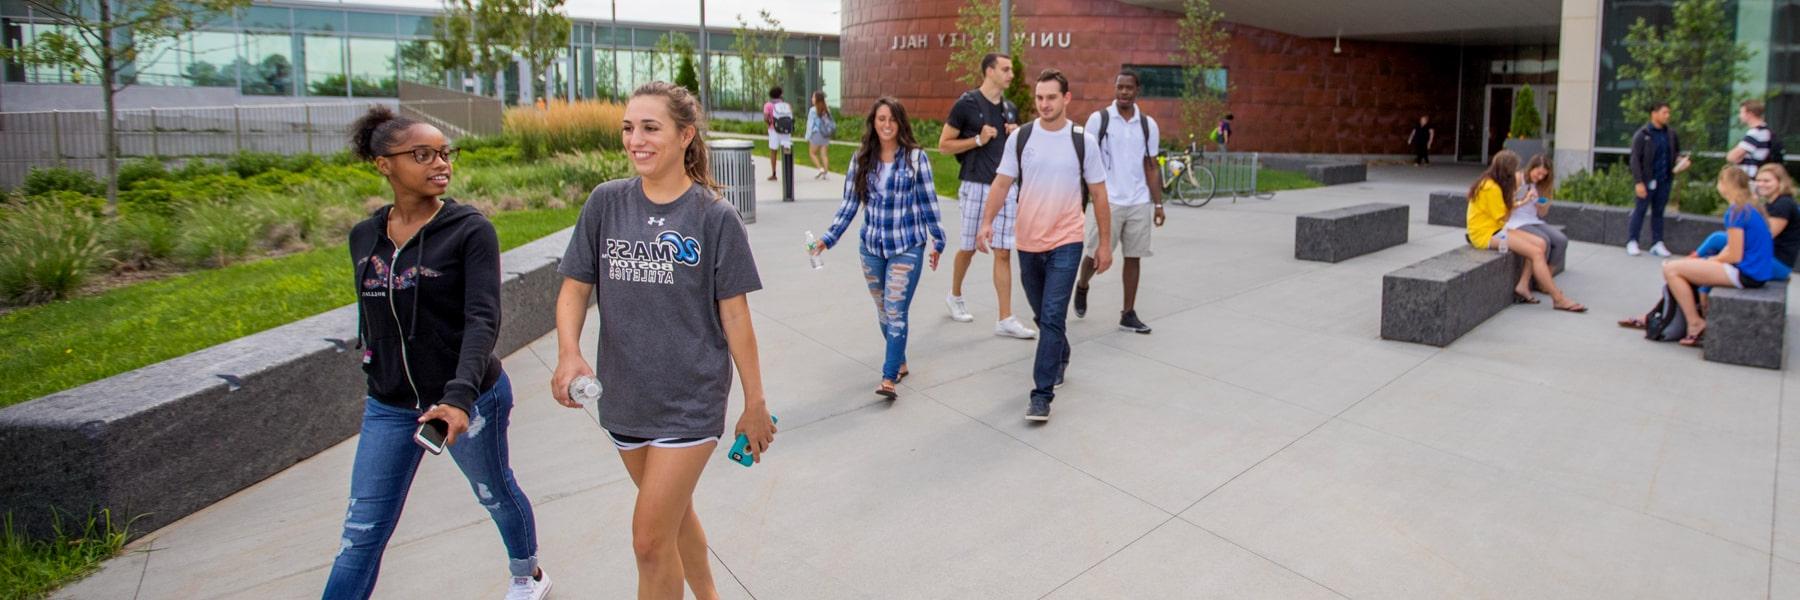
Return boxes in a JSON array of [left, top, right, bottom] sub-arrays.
[[1408, 115, 1434, 166], [940, 53, 1036, 339]]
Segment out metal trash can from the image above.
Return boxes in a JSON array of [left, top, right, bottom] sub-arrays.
[[708, 140, 756, 224]]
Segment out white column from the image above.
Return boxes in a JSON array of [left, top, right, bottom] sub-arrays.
[[1553, 0, 1604, 176]]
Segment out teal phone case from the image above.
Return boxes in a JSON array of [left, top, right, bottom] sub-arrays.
[[728, 415, 776, 467]]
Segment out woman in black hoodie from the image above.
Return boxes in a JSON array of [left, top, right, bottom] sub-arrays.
[[324, 106, 550, 600]]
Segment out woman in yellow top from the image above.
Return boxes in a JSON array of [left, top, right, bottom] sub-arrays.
[[1465, 150, 1587, 312]]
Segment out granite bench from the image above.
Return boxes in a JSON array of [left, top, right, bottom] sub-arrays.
[[1304, 163, 1367, 186], [1425, 191, 1726, 255], [1295, 203, 1409, 263], [1381, 247, 1566, 347], [1704, 282, 1788, 370], [0, 229, 579, 540]]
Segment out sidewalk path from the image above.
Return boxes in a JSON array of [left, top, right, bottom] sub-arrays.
[[58, 162, 1800, 599]]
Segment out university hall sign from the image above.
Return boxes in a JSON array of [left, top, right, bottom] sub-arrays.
[[890, 31, 1074, 51]]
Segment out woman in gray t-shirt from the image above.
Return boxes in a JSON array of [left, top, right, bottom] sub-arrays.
[[551, 82, 775, 599]]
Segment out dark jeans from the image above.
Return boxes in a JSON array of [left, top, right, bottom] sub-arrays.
[[1628, 178, 1672, 244], [1019, 242, 1082, 403], [323, 372, 538, 599], [1413, 144, 1429, 165]]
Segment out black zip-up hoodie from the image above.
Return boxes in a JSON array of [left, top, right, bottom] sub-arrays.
[[350, 199, 502, 417]]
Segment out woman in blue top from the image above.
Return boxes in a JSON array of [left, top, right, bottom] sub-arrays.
[[1659, 166, 1779, 346], [810, 96, 948, 399]]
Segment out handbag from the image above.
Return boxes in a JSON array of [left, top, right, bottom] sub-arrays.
[[1643, 285, 1688, 342]]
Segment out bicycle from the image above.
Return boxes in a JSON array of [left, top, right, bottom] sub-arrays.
[[1158, 140, 1216, 207]]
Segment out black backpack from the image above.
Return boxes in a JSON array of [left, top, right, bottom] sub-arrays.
[[1643, 285, 1689, 342], [1770, 135, 1787, 166], [1011, 120, 1091, 212], [952, 90, 1017, 167]]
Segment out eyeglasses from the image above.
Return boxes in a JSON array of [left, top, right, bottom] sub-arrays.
[[382, 147, 459, 165]]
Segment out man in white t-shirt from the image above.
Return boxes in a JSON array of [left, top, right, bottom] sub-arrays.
[[977, 68, 1112, 423], [1075, 69, 1163, 334]]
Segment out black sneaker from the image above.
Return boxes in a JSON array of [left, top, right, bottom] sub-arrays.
[[1074, 286, 1089, 318], [1026, 397, 1051, 422], [1119, 310, 1152, 334]]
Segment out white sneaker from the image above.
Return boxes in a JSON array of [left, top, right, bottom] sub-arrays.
[[505, 569, 552, 600], [1626, 240, 1642, 256], [946, 294, 974, 323], [995, 316, 1038, 339], [1650, 242, 1672, 257]]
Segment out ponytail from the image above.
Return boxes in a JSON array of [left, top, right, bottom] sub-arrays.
[[631, 82, 721, 194]]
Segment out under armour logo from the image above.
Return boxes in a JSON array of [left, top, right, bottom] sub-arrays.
[[647, 217, 665, 226]]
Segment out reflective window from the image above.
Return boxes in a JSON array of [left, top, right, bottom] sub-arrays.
[[1124, 65, 1226, 100], [399, 39, 441, 85], [347, 12, 395, 36], [302, 35, 345, 96], [348, 37, 396, 97], [294, 9, 343, 33], [241, 33, 293, 95], [242, 6, 290, 30]]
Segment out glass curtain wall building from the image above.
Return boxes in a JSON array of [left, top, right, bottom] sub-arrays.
[[0, 0, 840, 109]]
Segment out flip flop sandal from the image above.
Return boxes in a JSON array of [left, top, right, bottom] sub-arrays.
[[896, 368, 909, 383], [876, 382, 898, 399], [1679, 333, 1705, 347], [1514, 294, 1541, 305], [1555, 303, 1588, 313], [1618, 317, 1647, 329]]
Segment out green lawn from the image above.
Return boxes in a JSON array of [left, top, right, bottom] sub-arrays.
[[0, 206, 581, 409], [2, 510, 127, 600]]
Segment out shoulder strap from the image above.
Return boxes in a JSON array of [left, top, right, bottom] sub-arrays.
[[1141, 115, 1152, 155], [1073, 125, 1090, 213], [1013, 121, 1035, 195], [1098, 109, 1111, 149]]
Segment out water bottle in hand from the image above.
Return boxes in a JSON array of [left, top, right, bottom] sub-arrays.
[[570, 375, 602, 424], [1496, 230, 1509, 254], [805, 230, 825, 270]]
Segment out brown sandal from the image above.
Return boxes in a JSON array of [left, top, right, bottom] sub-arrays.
[[1554, 302, 1588, 313], [876, 381, 898, 399], [1618, 317, 1647, 329]]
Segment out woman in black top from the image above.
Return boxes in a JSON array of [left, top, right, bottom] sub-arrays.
[[324, 106, 550, 600]]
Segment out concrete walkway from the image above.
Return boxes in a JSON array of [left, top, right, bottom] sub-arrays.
[[58, 162, 1800, 599]]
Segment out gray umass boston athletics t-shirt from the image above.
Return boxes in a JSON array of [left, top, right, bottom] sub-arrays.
[[558, 178, 762, 438]]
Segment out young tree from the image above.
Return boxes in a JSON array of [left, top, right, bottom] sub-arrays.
[[1618, 0, 1753, 154], [1172, 0, 1231, 145], [676, 54, 701, 96], [515, 0, 571, 101], [651, 32, 696, 82], [732, 10, 789, 108], [1511, 84, 1543, 138], [945, 0, 1028, 88], [433, 0, 478, 89], [0, 0, 249, 211]]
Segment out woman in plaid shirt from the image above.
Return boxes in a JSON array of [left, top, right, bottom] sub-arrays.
[[810, 96, 948, 399]]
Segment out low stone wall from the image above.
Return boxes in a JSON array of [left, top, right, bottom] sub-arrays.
[[1424, 191, 1730, 256], [1261, 155, 1368, 185], [1705, 282, 1789, 370], [1295, 203, 1408, 263], [0, 229, 576, 540]]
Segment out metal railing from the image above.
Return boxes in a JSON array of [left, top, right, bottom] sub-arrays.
[[1200, 151, 1267, 199], [398, 82, 504, 138]]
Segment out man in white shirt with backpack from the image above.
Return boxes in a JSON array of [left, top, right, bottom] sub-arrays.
[[977, 68, 1113, 423], [1075, 69, 1164, 334]]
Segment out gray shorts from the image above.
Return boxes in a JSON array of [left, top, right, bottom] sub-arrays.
[[959, 181, 1018, 251], [1085, 203, 1155, 258]]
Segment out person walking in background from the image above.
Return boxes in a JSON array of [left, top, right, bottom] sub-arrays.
[[811, 97, 947, 399], [327, 105, 551, 600], [940, 52, 1037, 340], [806, 90, 836, 180], [979, 68, 1112, 423], [1074, 69, 1163, 334], [1626, 102, 1692, 257], [1213, 114, 1234, 151], [1728, 99, 1776, 177], [764, 86, 794, 182], [552, 82, 775, 600], [1408, 115, 1435, 166]]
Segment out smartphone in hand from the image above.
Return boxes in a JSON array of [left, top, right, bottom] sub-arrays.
[[728, 415, 777, 467], [414, 419, 449, 455]]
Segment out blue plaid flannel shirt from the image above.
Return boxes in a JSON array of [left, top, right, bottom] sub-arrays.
[[821, 148, 947, 258]]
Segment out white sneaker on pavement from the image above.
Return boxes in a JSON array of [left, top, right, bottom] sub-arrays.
[[995, 316, 1038, 339], [946, 294, 974, 323], [1650, 242, 1672, 257], [1626, 240, 1642, 256], [505, 569, 552, 600]]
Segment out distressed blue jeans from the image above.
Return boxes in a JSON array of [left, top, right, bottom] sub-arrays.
[[322, 371, 538, 600], [860, 245, 925, 381]]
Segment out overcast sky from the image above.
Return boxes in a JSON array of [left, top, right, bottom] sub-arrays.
[[350, 0, 842, 35]]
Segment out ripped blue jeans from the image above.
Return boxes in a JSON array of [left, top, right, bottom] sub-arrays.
[[322, 371, 538, 600], [860, 245, 924, 381]]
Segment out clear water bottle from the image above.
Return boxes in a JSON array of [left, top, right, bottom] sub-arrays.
[[805, 230, 825, 270], [1496, 230, 1510, 254], [569, 375, 601, 405]]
